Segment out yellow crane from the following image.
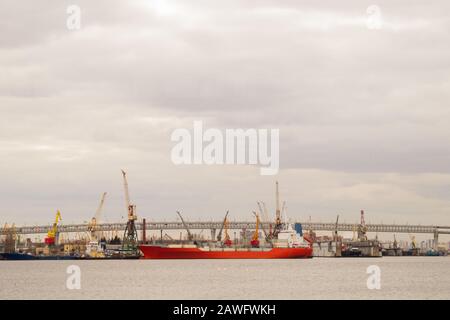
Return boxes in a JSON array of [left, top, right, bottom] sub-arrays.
[[216, 211, 229, 242], [45, 210, 61, 245], [410, 235, 417, 249], [88, 192, 107, 241]]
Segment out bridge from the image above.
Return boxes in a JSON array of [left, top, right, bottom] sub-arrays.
[[3, 221, 450, 238]]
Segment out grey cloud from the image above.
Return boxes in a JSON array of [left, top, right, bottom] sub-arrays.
[[0, 1, 449, 229]]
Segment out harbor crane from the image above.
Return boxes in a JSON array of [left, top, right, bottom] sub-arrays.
[[176, 211, 193, 241], [258, 201, 272, 240], [334, 215, 340, 241], [273, 181, 283, 237], [254, 208, 269, 240], [216, 211, 229, 242], [3, 223, 17, 253], [45, 210, 61, 245], [256, 182, 283, 240], [88, 192, 107, 241], [121, 170, 138, 253], [410, 234, 417, 249], [223, 217, 232, 246], [357, 210, 368, 241], [251, 213, 260, 247]]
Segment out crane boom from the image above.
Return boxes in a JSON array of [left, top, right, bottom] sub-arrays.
[[258, 202, 271, 230], [216, 210, 229, 241], [252, 213, 259, 241], [281, 201, 286, 223], [334, 214, 339, 240], [275, 181, 281, 223], [45, 210, 61, 245], [176, 211, 193, 241], [272, 181, 283, 237], [253, 210, 268, 239], [95, 192, 107, 222], [89, 192, 107, 240], [121, 170, 131, 212]]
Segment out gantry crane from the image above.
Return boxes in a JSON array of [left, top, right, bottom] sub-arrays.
[[121, 170, 139, 253], [88, 192, 107, 241]]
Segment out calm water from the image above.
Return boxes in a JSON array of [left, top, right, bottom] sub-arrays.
[[0, 257, 449, 299]]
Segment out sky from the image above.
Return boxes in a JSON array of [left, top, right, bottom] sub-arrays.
[[1, 1, 449, 240]]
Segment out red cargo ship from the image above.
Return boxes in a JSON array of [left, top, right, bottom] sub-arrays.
[[139, 245, 312, 259], [140, 225, 313, 259]]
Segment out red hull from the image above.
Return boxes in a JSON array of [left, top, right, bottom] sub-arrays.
[[139, 245, 313, 259]]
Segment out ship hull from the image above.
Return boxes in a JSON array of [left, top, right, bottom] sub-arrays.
[[139, 245, 313, 259], [0, 253, 81, 260]]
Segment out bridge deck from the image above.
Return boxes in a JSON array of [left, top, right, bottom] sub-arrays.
[[2, 221, 450, 235]]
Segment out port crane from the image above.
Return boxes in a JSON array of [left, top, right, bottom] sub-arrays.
[[176, 211, 193, 241], [357, 210, 368, 241], [272, 181, 283, 238], [3, 223, 17, 253], [256, 182, 283, 240], [251, 213, 260, 247], [223, 217, 232, 246], [393, 234, 398, 249], [121, 170, 139, 253], [216, 211, 229, 242], [334, 215, 340, 241], [88, 192, 107, 241], [258, 201, 272, 240], [410, 235, 417, 249], [254, 208, 269, 240], [45, 210, 62, 245]]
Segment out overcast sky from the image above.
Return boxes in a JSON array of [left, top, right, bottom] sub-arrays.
[[1, 1, 449, 238]]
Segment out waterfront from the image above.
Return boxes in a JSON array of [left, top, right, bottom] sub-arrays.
[[0, 257, 448, 300]]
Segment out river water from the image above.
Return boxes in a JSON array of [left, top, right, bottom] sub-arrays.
[[0, 257, 448, 299]]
